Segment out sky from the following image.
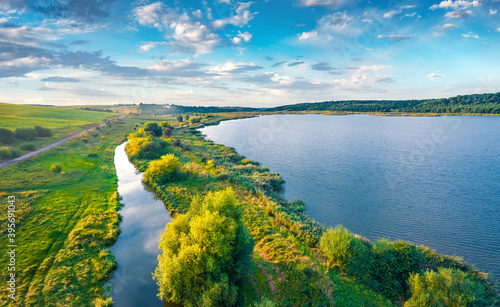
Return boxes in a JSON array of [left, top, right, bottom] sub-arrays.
[[0, 0, 499, 107]]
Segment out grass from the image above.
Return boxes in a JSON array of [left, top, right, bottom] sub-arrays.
[[0, 103, 115, 129], [0, 116, 136, 306]]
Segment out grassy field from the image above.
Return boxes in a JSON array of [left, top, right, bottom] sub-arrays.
[[0, 116, 138, 306], [0, 103, 120, 163], [0, 103, 115, 129]]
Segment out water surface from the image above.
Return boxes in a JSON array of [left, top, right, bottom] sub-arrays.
[[200, 114, 500, 279], [111, 142, 171, 306]]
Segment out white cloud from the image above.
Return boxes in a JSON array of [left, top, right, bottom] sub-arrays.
[[299, 0, 346, 7], [430, 0, 480, 10], [298, 30, 317, 40], [212, 2, 256, 28], [133, 2, 165, 28], [377, 34, 414, 42], [427, 72, 443, 80], [445, 10, 473, 18], [441, 23, 456, 29], [139, 41, 166, 52], [383, 9, 401, 18], [490, 9, 498, 14], [231, 31, 252, 44], [461, 32, 479, 38]]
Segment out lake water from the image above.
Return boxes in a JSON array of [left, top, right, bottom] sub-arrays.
[[200, 114, 500, 279], [111, 142, 172, 306]]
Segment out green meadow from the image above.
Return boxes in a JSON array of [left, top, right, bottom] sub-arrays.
[[0, 103, 114, 129]]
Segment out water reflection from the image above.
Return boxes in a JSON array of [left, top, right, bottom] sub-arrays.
[[111, 142, 172, 306]]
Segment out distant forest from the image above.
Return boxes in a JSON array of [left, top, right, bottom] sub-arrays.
[[137, 103, 261, 115], [270, 92, 500, 114]]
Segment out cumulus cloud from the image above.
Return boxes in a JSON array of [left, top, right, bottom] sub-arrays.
[[445, 10, 474, 18], [427, 72, 443, 79], [490, 9, 497, 14], [212, 2, 256, 28], [298, 11, 361, 43], [441, 23, 456, 29], [461, 32, 479, 38], [298, 30, 317, 40], [430, 0, 480, 10], [231, 31, 252, 44]]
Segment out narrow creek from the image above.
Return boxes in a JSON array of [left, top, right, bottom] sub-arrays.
[[110, 142, 172, 306]]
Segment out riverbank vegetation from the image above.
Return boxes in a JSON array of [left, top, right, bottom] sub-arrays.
[[0, 114, 138, 306], [125, 117, 500, 306]]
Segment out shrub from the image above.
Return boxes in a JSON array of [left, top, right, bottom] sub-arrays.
[[0, 128, 15, 144], [15, 128, 38, 140], [153, 188, 253, 306], [143, 154, 181, 185], [10, 149, 21, 158], [82, 137, 90, 143], [0, 146, 12, 159], [126, 136, 168, 160], [162, 128, 172, 138], [20, 143, 36, 151], [144, 122, 162, 136], [173, 138, 181, 147], [184, 115, 190, 122], [160, 121, 173, 128], [34, 126, 52, 137], [405, 268, 479, 307], [50, 163, 63, 173], [88, 153, 98, 157], [176, 115, 183, 122], [320, 225, 368, 271]]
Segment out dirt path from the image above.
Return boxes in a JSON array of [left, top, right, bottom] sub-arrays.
[[0, 115, 124, 169]]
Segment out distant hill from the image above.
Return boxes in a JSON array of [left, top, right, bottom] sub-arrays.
[[269, 92, 500, 114], [137, 103, 263, 115]]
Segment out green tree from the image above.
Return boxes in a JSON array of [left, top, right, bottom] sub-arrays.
[[160, 121, 173, 128], [184, 115, 190, 122], [143, 154, 181, 185], [177, 115, 183, 122], [319, 225, 367, 271], [154, 188, 254, 307], [143, 122, 162, 136], [15, 128, 38, 140], [34, 126, 52, 137], [405, 268, 479, 307], [0, 128, 15, 144]]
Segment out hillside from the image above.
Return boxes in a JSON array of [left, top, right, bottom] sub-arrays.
[[269, 92, 500, 114]]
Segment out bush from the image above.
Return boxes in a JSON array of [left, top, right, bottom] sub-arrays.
[[176, 115, 183, 122], [160, 121, 173, 129], [15, 128, 38, 140], [0, 146, 12, 159], [34, 126, 52, 137], [126, 136, 168, 160], [162, 128, 172, 138], [50, 163, 63, 173], [144, 122, 162, 136], [153, 188, 254, 306], [405, 268, 480, 307], [320, 225, 368, 271], [0, 128, 15, 144], [20, 143, 36, 151], [143, 154, 181, 185], [10, 149, 21, 158], [82, 137, 90, 143], [88, 153, 98, 157]]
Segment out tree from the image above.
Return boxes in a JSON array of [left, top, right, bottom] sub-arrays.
[[184, 115, 190, 122], [177, 115, 183, 122], [160, 121, 173, 129], [0, 128, 15, 144], [163, 128, 172, 138], [154, 188, 254, 307], [15, 128, 38, 140], [319, 225, 368, 271], [143, 154, 181, 185], [126, 136, 167, 160], [34, 126, 52, 137], [143, 122, 162, 136]]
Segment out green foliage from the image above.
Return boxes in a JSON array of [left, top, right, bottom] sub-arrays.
[[0, 146, 12, 159], [50, 163, 63, 173], [253, 297, 276, 307], [189, 117, 201, 124], [0, 128, 14, 144], [160, 121, 173, 128], [320, 225, 367, 271], [34, 126, 52, 137], [184, 115, 190, 121], [143, 154, 181, 185], [20, 143, 36, 151], [15, 127, 38, 140], [126, 135, 168, 160], [82, 137, 90, 143], [275, 265, 331, 306], [177, 115, 183, 122], [144, 122, 162, 136], [154, 188, 254, 307], [163, 127, 172, 137], [405, 268, 480, 307]]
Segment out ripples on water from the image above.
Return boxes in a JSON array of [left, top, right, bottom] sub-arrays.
[[200, 114, 500, 279]]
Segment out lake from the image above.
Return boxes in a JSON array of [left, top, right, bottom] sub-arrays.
[[200, 114, 500, 279]]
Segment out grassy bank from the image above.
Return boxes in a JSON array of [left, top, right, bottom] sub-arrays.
[[127, 116, 499, 306], [0, 116, 138, 306]]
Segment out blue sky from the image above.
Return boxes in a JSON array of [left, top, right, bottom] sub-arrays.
[[0, 0, 499, 107]]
